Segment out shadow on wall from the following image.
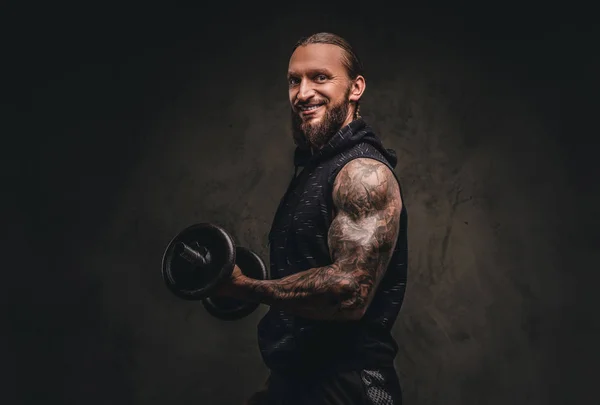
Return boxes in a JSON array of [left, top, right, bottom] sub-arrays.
[[11, 6, 592, 405]]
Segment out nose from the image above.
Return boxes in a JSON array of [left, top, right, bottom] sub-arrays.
[[296, 78, 315, 103]]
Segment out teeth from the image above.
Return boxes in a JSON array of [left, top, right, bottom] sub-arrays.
[[301, 104, 322, 111]]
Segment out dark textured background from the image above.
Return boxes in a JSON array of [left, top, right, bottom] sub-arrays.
[[5, 3, 598, 404]]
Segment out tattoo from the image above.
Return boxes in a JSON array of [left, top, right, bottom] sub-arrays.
[[238, 158, 402, 321], [329, 158, 402, 313]]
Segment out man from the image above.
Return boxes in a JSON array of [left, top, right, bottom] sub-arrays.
[[216, 32, 408, 404]]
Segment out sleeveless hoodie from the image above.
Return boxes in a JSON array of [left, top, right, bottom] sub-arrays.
[[257, 118, 408, 375]]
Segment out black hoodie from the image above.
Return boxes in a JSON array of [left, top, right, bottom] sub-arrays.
[[258, 118, 408, 375]]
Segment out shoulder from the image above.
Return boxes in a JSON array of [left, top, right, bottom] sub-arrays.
[[332, 158, 401, 217]]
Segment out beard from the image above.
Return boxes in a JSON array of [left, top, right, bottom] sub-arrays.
[[291, 91, 351, 151]]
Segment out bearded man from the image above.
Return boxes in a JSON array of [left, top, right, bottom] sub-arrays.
[[216, 32, 408, 404]]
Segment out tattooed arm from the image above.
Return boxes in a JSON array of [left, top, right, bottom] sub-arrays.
[[220, 158, 402, 321]]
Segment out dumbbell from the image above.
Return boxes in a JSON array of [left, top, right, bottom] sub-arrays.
[[161, 223, 267, 320]]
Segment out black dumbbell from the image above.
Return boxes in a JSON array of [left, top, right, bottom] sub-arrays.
[[161, 223, 267, 320]]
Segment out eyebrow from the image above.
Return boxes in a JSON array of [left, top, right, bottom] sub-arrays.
[[287, 67, 334, 78]]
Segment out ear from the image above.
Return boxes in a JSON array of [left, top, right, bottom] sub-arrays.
[[348, 75, 366, 102]]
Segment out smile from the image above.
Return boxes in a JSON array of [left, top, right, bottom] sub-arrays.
[[298, 103, 325, 114]]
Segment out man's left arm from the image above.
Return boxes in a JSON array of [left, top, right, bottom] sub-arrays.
[[224, 158, 402, 321]]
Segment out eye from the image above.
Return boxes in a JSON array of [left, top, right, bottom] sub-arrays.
[[288, 77, 300, 86], [315, 74, 327, 82]]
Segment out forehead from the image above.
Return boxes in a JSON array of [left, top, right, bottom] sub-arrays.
[[288, 43, 346, 74]]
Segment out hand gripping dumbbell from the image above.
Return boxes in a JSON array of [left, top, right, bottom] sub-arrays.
[[161, 223, 267, 320]]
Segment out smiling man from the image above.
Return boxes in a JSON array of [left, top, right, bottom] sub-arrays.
[[288, 38, 362, 155], [217, 32, 408, 404]]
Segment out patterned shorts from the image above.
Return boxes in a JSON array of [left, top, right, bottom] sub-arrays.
[[250, 367, 402, 405]]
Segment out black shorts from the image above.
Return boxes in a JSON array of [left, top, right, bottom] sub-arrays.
[[255, 367, 402, 405]]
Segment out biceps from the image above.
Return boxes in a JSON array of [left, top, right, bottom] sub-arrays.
[[327, 212, 398, 271]]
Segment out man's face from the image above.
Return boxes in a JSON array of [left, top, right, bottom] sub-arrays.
[[288, 43, 355, 150]]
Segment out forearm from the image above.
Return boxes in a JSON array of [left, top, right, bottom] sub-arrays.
[[233, 264, 369, 321]]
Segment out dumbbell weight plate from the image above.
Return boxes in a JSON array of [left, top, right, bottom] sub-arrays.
[[202, 246, 267, 320], [162, 223, 236, 300]]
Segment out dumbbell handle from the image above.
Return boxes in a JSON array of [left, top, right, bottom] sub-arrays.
[[176, 242, 212, 267]]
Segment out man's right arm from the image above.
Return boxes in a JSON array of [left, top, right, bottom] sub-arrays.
[[218, 158, 402, 321]]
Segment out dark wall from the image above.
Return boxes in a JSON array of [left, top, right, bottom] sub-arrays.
[[6, 4, 598, 404]]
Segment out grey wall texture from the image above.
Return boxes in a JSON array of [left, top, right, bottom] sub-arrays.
[[6, 4, 598, 405]]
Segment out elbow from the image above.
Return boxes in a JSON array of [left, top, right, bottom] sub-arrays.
[[334, 283, 372, 321], [341, 300, 368, 321]]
